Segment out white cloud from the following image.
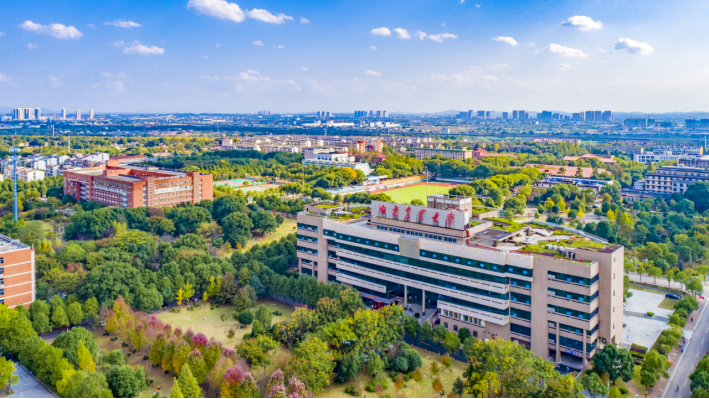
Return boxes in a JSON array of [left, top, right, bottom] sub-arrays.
[[0, 32, 4, 36], [597, 47, 605, 53], [247, 70, 259, 74], [118, 40, 165, 55], [18, 21, 82, 39], [275, 45, 284, 49], [215, 43, 220, 48], [528, 42, 536, 47], [492, 64, 510, 70], [101, 72, 112, 77], [117, 73, 126, 78], [615, 38, 655, 55], [370, 46, 377, 50], [247, 9, 293, 24], [86, 24, 96, 28], [201, 55, 209, 58], [393, 28, 410, 39], [481, 75, 498, 82], [0, 73, 10, 82], [104, 19, 141, 28], [200, 75, 219, 80], [364, 70, 381, 76], [546, 43, 588, 57], [415, 31, 426, 40], [27, 43, 39, 49], [187, 0, 245, 23], [427, 33, 457, 42], [252, 40, 264, 46], [300, 67, 308, 71], [49, 76, 63, 88], [555, 63, 571, 70], [492, 36, 519, 46], [300, 17, 309, 23], [561, 16, 602, 31], [371, 27, 391, 36], [106, 81, 124, 91], [475, 4, 480, 7]]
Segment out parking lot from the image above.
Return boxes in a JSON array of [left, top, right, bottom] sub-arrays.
[[622, 288, 671, 349]]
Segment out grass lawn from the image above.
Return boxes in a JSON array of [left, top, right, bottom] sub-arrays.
[[319, 348, 466, 398], [243, 217, 297, 249], [631, 365, 648, 396], [598, 372, 633, 397], [155, 298, 293, 348], [93, 330, 174, 398], [658, 298, 678, 310], [376, 184, 454, 205]]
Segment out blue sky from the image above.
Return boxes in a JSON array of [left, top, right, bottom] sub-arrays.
[[1, 0, 708, 114]]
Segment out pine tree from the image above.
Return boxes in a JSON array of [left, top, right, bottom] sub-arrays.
[[177, 364, 202, 398], [170, 378, 184, 398]]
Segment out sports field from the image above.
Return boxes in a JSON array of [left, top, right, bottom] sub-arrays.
[[214, 178, 282, 193], [372, 182, 456, 204]]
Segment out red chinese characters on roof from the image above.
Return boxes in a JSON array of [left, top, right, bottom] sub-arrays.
[[378, 205, 386, 217], [404, 206, 412, 222], [393, 205, 399, 219], [417, 209, 426, 223], [446, 212, 454, 228], [432, 212, 440, 224]]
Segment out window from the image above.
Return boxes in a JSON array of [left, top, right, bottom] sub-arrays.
[[453, 325, 458, 331], [444, 322, 448, 328]]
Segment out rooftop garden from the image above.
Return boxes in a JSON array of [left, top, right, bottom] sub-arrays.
[[486, 217, 524, 233], [469, 220, 482, 227], [470, 205, 498, 214], [560, 239, 607, 250], [316, 203, 344, 209]]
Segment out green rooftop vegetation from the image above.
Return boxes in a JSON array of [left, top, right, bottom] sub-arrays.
[[486, 217, 524, 233], [316, 203, 343, 209], [469, 206, 498, 214], [561, 239, 607, 250]]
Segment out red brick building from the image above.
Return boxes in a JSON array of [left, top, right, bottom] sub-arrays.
[[0, 234, 35, 309], [63, 160, 213, 208]]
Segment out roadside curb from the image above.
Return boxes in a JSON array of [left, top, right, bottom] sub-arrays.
[[662, 299, 707, 398]]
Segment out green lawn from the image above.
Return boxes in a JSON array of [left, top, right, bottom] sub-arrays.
[[598, 371, 633, 397], [320, 348, 466, 398], [378, 184, 453, 205], [156, 298, 293, 348], [243, 217, 297, 250], [658, 298, 678, 310]]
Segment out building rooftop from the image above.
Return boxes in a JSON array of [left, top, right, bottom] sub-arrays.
[[0, 234, 30, 252]]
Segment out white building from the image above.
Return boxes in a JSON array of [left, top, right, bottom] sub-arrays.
[[303, 148, 372, 175], [632, 151, 688, 164], [3, 166, 45, 182]]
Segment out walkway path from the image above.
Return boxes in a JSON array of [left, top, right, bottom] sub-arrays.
[[6, 365, 57, 398]]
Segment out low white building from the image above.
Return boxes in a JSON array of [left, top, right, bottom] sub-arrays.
[[3, 166, 45, 181]]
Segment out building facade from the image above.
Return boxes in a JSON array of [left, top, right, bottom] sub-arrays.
[[296, 195, 623, 368], [644, 166, 709, 194], [414, 149, 472, 161], [63, 160, 213, 208], [0, 234, 35, 309]]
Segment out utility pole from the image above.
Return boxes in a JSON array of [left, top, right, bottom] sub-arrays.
[[426, 167, 429, 197], [13, 141, 17, 222]]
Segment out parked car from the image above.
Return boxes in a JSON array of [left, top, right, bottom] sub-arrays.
[[665, 293, 681, 300]]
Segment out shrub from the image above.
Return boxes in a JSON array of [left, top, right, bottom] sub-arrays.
[[345, 385, 361, 396], [227, 328, 235, 338], [273, 310, 283, 316], [395, 374, 404, 389], [412, 368, 423, 382], [620, 387, 629, 394], [646, 311, 654, 317], [430, 362, 440, 375], [143, 355, 149, 360], [442, 354, 452, 368], [414, 312, 420, 319]]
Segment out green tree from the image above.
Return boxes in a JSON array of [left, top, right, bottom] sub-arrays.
[[254, 305, 273, 328], [580, 371, 608, 398], [335, 350, 364, 382], [82, 297, 99, 322], [237, 310, 253, 325], [67, 302, 83, 326], [249, 210, 278, 235], [592, 344, 634, 382], [221, 212, 253, 247], [419, 321, 433, 345], [106, 365, 145, 398], [177, 363, 202, 398], [0, 316, 35, 356], [432, 324, 448, 344], [0, 357, 18, 393], [51, 327, 98, 369], [236, 335, 278, 377], [366, 350, 384, 375], [648, 267, 663, 285], [443, 332, 461, 354], [77, 343, 96, 373], [170, 377, 184, 398]]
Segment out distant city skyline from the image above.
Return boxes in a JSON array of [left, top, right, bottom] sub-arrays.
[[1, 0, 709, 113]]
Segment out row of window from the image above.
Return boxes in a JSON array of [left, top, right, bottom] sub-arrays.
[[332, 242, 508, 285], [548, 288, 598, 303], [420, 250, 532, 278], [511, 307, 532, 320], [548, 334, 597, 353], [325, 230, 400, 251], [547, 271, 599, 286], [297, 246, 317, 255], [511, 292, 531, 305], [298, 223, 318, 231], [548, 305, 598, 320], [442, 309, 484, 326], [338, 256, 509, 300], [556, 323, 599, 337], [296, 234, 317, 243], [511, 279, 531, 289], [510, 323, 531, 337]]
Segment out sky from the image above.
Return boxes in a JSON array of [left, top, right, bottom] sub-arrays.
[[1, 0, 709, 114]]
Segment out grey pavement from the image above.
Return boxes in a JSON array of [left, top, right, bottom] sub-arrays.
[[625, 311, 669, 323], [664, 299, 709, 398], [623, 315, 667, 349], [625, 288, 675, 318], [5, 365, 57, 398]]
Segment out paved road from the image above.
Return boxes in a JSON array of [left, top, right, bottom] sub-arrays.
[[664, 301, 709, 398]]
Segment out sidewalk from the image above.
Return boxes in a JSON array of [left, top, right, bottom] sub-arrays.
[[628, 272, 709, 291]]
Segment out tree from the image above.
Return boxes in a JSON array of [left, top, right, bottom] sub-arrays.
[[580, 371, 607, 398], [687, 277, 704, 297], [640, 349, 669, 393], [366, 350, 384, 375], [173, 206, 212, 235], [237, 310, 254, 325], [175, 288, 185, 306], [177, 363, 202, 398], [443, 332, 461, 354], [250, 210, 278, 235], [254, 305, 273, 328], [236, 335, 278, 377], [336, 351, 365, 382], [67, 302, 83, 326], [183, 283, 195, 302], [82, 297, 99, 322], [221, 212, 253, 247], [419, 321, 433, 345], [592, 344, 634, 382], [0, 316, 35, 356], [648, 267, 663, 285], [77, 343, 96, 373], [432, 324, 448, 344], [52, 305, 69, 329], [283, 336, 335, 393], [170, 377, 184, 398], [0, 357, 18, 393], [106, 365, 145, 398], [685, 182, 709, 212], [52, 327, 98, 369], [608, 386, 622, 398]]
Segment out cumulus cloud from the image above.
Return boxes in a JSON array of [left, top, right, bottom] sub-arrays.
[[252, 40, 263, 46], [615, 38, 655, 55], [546, 43, 588, 57], [415, 31, 427, 40], [492, 36, 519, 46], [301, 67, 308, 71], [555, 63, 571, 70], [561, 16, 602, 31], [104, 19, 141, 28], [18, 21, 82, 39], [300, 17, 309, 23], [0, 73, 9, 82], [247, 9, 293, 24], [275, 45, 284, 49], [393, 28, 410, 39], [116, 40, 165, 55], [427, 33, 457, 42], [371, 27, 391, 36], [187, 0, 245, 23], [364, 70, 381, 76], [86, 24, 96, 28], [200, 75, 219, 80], [370, 46, 377, 50], [475, 4, 480, 7], [105, 81, 125, 91], [0, 32, 5, 36], [481, 75, 498, 82], [27, 43, 39, 49], [101, 72, 112, 77]]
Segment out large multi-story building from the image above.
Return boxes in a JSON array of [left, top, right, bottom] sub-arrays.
[[12, 108, 41, 120], [644, 166, 709, 194], [414, 149, 472, 161], [0, 234, 35, 309], [63, 160, 213, 208], [653, 145, 704, 156], [632, 151, 688, 164], [3, 166, 45, 182], [296, 195, 623, 368]]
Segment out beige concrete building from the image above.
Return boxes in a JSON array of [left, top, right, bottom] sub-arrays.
[[297, 195, 623, 368], [414, 149, 472, 161]]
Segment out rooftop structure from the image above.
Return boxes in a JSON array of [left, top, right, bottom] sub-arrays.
[[0, 233, 36, 309]]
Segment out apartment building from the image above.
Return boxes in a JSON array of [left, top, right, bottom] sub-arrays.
[[414, 149, 473, 161], [653, 145, 704, 156], [3, 166, 45, 182], [678, 157, 709, 169], [632, 152, 688, 164], [644, 166, 709, 194], [63, 160, 213, 208], [0, 234, 35, 309], [296, 195, 623, 368]]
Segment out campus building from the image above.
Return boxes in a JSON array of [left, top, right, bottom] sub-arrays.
[[414, 149, 473, 161], [63, 160, 213, 208], [0, 234, 35, 309], [296, 195, 623, 368], [643, 165, 709, 194]]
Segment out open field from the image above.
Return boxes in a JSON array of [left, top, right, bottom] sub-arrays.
[[319, 347, 467, 398], [215, 178, 282, 194], [372, 182, 458, 204], [243, 217, 297, 249], [155, 298, 294, 347]]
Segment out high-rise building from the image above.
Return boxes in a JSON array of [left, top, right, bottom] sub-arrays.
[[518, 110, 526, 120], [61, 109, 66, 119], [485, 111, 490, 118], [296, 195, 623, 368], [538, 111, 552, 121], [0, 234, 36, 309], [63, 160, 213, 208], [257, 111, 271, 116], [585, 111, 595, 122], [34, 108, 41, 119], [89, 109, 94, 119], [572, 113, 584, 121], [12, 108, 22, 120], [24, 109, 32, 119], [371, 139, 383, 152], [76, 110, 81, 120], [512, 110, 518, 120], [354, 111, 368, 118], [594, 111, 602, 121], [467, 110, 473, 119], [355, 140, 366, 153], [502, 112, 509, 120], [477, 110, 485, 118], [602, 111, 612, 121]]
